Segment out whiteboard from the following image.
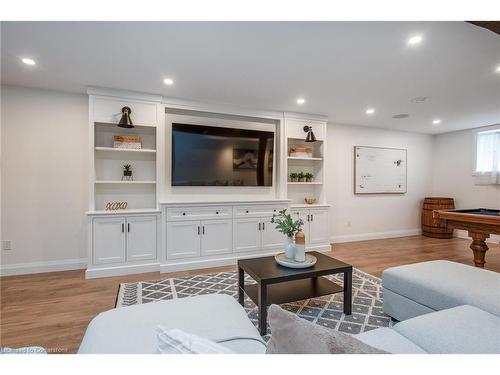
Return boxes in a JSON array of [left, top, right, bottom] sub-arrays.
[[354, 146, 407, 194]]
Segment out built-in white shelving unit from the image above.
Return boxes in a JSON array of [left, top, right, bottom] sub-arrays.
[[91, 118, 159, 210], [283, 115, 327, 206], [85, 88, 330, 279]]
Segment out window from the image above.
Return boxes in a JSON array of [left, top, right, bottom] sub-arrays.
[[474, 126, 500, 184]]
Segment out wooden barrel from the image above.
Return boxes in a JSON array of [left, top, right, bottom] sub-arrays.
[[421, 197, 455, 238]]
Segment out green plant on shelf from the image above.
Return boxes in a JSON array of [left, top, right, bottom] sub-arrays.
[[123, 164, 133, 177], [289, 172, 298, 182], [297, 172, 305, 182], [271, 209, 304, 239], [305, 172, 314, 182]]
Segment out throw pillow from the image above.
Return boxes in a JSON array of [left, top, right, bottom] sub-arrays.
[[266, 305, 389, 354], [156, 327, 234, 354]]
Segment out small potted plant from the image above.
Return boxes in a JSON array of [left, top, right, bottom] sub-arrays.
[[289, 172, 298, 182], [305, 172, 314, 182], [297, 172, 305, 182], [271, 209, 304, 260], [122, 164, 133, 181]]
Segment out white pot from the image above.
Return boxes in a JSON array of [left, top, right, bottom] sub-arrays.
[[285, 237, 295, 260], [294, 243, 306, 262]]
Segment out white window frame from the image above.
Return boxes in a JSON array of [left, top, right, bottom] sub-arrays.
[[472, 124, 500, 184]]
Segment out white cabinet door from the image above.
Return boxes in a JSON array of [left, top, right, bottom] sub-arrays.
[[291, 209, 310, 244], [309, 209, 330, 246], [93, 217, 126, 265], [233, 218, 261, 253], [167, 220, 201, 260], [261, 219, 287, 250], [126, 216, 157, 261], [200, 219, 232, 256]]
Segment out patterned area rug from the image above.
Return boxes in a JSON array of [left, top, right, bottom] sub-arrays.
[[116, 268, 393, 337]]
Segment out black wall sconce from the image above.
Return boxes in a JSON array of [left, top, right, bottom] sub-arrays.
[[118, 106, 134, 128], [303, 125, 317, 142]]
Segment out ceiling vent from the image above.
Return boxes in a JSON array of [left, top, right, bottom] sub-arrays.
[[411, 96, 428, 104], [392, 114, 409, 119]]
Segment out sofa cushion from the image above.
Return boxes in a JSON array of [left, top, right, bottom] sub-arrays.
[[266, 305, 388, 354], [356, 327, 427, 354], [78, 294, 266, 354], [382, 260, 500, 316], [393, 305, 500, 354]]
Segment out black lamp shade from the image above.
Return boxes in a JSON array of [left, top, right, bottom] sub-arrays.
[[303, 125, 317, 142], [118, 106, 134, 128]]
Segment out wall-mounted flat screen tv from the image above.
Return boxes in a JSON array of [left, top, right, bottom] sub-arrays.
[[172, 123, 274, 186]]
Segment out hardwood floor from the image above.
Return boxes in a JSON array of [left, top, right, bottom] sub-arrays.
[[1, 235, 499, 353]]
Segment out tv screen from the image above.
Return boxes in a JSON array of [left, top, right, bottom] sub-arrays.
[[172, 123, 274, 186]]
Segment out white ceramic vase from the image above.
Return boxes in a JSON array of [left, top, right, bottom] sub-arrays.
[[285, 236, 295, 259], [294, 243, 306, 262]]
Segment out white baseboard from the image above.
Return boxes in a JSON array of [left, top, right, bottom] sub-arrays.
[[0, 258, 87, 277], [454, 230, 500, 244], [331, 229, 422, 244], [85, 262, 160, 279]]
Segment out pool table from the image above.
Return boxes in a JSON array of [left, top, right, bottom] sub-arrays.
[[434, 208, 500, 268]]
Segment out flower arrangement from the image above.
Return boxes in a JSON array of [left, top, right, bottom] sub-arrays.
[[271, 209, 304, 238]]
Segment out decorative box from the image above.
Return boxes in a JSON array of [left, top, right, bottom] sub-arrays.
[[113, 135, 142, 149], [289, 147, 313, 158]]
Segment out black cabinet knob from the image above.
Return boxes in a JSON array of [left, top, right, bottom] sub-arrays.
[[216, 211, 219, 214], [246, 210, 249, 213], [182, 212, 186, 216]]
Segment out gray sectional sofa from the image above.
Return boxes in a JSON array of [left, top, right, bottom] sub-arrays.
[[79, 260, 500, 354], [382, 260, 500, 321]]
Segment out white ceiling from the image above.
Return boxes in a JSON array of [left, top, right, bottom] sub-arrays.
[[1, 21, 499, 134]]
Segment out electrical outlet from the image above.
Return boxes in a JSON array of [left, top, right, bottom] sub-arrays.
[[2, 240, 12, 251]]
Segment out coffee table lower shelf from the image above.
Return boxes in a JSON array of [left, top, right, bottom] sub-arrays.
[[244, 277, 343, 306]]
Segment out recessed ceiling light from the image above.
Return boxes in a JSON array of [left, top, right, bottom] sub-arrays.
[[407, 35, 423, 45], [163, 78, 174, 85], [365, 108, 375, 115], [21, 57, 36, 65], [296, 98, 305, 105], [393, 114, 409, 119], [432, 119, 442, 125]]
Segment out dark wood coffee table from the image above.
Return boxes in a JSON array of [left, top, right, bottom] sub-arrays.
[[238, 251, 352, 335]]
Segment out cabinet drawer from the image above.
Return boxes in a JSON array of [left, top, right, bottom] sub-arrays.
[[233, 205, 288, 219], [167, 206, 232, 222]]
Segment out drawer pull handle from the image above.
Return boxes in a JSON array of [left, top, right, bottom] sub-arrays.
[[197, 226, 200, 235], [307, 214, 310, 222], [202, 226, 205, 235], [258, 223, 261, 230], [262, 222, 265, 230], [311, 214, 314, 221], [121, 223, 124, 233], [127, 223, 130, 232]]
